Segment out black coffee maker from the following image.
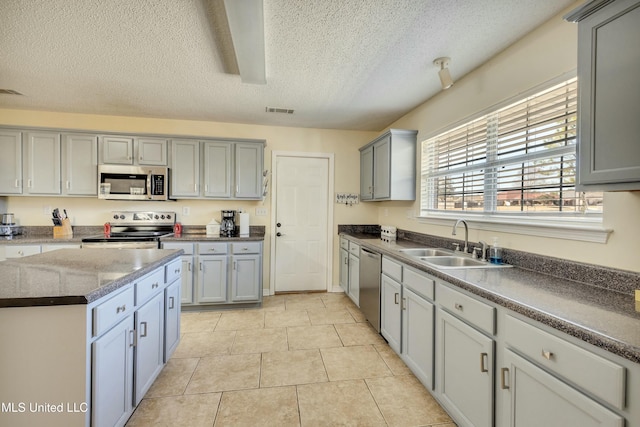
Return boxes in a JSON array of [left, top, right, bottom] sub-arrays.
[[220, 210, 236, 237]]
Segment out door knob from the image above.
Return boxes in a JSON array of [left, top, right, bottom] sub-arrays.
[[276, 222, 282, 227], [276, 232, 282, 237]]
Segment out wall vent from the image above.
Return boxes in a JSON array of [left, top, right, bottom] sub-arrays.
[[0, 89, 23, 95], [265, 107, 294, 114]]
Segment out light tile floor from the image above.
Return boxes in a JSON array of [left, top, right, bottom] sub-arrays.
[[126, 292, 456, 427]]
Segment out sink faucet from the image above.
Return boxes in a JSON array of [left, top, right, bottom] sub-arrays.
[[452, 219, 469, 253]]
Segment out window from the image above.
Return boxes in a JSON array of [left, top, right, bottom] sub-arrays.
[[420, 77, 603, 217]]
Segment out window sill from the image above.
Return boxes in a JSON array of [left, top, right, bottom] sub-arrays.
[[416, 213, 611, 243]]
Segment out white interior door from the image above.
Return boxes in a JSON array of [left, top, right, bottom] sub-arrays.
[[274, 155, 330, 292]]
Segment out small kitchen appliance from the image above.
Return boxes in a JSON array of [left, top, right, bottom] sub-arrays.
[[82, 211, 176, 248], [220, 210, 237, 237], [98, 165, 170, 201], [0, 213, 22, 237]]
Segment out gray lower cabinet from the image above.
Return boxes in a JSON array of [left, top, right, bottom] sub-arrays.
[[162, 240, 263, 307], [566, 0, 640, 190], [501, 350, 623, 427], [92, 315, 134, 427], [133, 291, 165, 406], [438, 309, 494, 427], [359, 129, 417, 201], [380, 273, 402, 354], [347, 251, 360, 306], [339, 245, 349, 293], [401, 287, 435, 390]]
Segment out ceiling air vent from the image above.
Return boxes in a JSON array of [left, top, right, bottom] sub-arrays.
[[0, 89, 24, 95], [265, 107, 294, 114]]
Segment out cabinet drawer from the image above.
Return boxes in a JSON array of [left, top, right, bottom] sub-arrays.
[[402, 266, 434, 301], [348, 242, 360, 256], [165, 258, 182, 284], [161, 242, 194, 255], [505, 315, 625, 409], [135, 268, 165, 306], [340, 237, 349, 250], [382, 256, 402, 282], [198, 242, 228, 255], [93, 287, 134, 337], [437, 283, 495, 335], [231, 241, 261, 254], [5, 245, 41, 258]]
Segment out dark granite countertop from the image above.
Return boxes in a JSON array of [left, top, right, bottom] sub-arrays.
[[0, 248, 183, 308], [341, 234, 640, 365]]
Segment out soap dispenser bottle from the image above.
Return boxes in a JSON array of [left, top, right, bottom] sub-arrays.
[[489, 237, 503, 264]]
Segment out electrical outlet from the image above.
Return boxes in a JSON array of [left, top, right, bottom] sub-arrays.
[[182, 206, 190, 216], [255, 207, 268, 216], [383, 208, 389, 217]]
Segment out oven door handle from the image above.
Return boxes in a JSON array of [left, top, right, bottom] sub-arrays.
[[147, 170, 152, 199]]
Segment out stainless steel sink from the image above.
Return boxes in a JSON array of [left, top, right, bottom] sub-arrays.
[[419, 255, 512, 269], [398, 248, 452, 257]]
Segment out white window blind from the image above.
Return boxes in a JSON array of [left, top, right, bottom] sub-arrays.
[[421, 77, 603, 216]]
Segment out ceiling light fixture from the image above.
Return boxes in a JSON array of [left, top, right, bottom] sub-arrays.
[[223, 0, 266, 84], [433, 57, 454, 90]]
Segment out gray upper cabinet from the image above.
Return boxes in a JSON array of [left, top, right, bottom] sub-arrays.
[[170, 139, 264, 200], [0, 129, 22, 194], [359, 129, 417, 201], [170, 139, 200, 198], [62, 133, 98, 196], [235, 142, 263, 198], [24, 131, 61, 195], [566, 0, 640, 190], [203, 141, 232, 198], [99, 136, 168, 165], [100, 136, 134, 164]]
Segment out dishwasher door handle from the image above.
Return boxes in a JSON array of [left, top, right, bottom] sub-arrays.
[[361, 248, 380, 259]]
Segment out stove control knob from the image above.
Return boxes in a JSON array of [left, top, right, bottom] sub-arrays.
[[155, 215, 159, 219], [167, 214, 172, 219], [119, 215, 125, 220], [160, 215, 165, 219], [113, 214, 119, 220]]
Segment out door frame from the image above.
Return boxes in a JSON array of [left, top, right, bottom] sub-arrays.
[[269, 151, 335, 295]]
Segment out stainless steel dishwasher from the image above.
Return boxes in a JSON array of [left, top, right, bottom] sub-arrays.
[[359, 247, 382, 332]]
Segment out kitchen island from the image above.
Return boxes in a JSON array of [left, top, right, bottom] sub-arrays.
[[0, 248, 183, 427]]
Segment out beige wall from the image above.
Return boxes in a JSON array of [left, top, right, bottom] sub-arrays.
[[382, 3, 640, 273], [0, 109, 379, 291]]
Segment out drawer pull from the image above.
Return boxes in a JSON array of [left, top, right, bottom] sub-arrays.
[[208, 248, 216, 252], [500, 367, 510, 389], [18, 251, 24, 256], [116, 305, 126, 314], [140, 321, 148, 338], [480, 352, 489, 373], [242, 247, 249, 251], [454, 303, 463, 311], [541, 349, 554, 360], [152, 282, 159, 289], [394, 293, 399, 305], [174, 268, 181, 274], [169, 296, 175, 310]]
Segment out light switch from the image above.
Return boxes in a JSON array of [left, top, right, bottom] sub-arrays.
[[255, 207, 267, 216]]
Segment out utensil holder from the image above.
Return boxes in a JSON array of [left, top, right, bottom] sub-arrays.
[[53, 218, 73, 238]]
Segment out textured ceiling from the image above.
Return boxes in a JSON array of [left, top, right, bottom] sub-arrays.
[[0, 0, 576, 131]]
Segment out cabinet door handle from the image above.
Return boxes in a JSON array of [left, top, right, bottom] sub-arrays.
[[541, 349, 554, 360], [233, 261, 237, 270], [15, 179, 20, 188], [66, 180, 70, 190], [169, 296, 175, 310], [454, 303, 463, 311], [394, 293, 399, 304], [500, 367, 509, 389], [199, 262, 203, 271], [140, 321, 148, 338], [188, 262, 192, 272], [402, 298, 406, 311], [129, 330, 136, 347], [480, 352, 489, 373]]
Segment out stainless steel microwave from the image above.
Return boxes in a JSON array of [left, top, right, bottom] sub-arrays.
[[98, 165, 170, 201]]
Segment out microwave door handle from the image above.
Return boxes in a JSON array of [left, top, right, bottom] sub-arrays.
[[147, 170, 152, 199]]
